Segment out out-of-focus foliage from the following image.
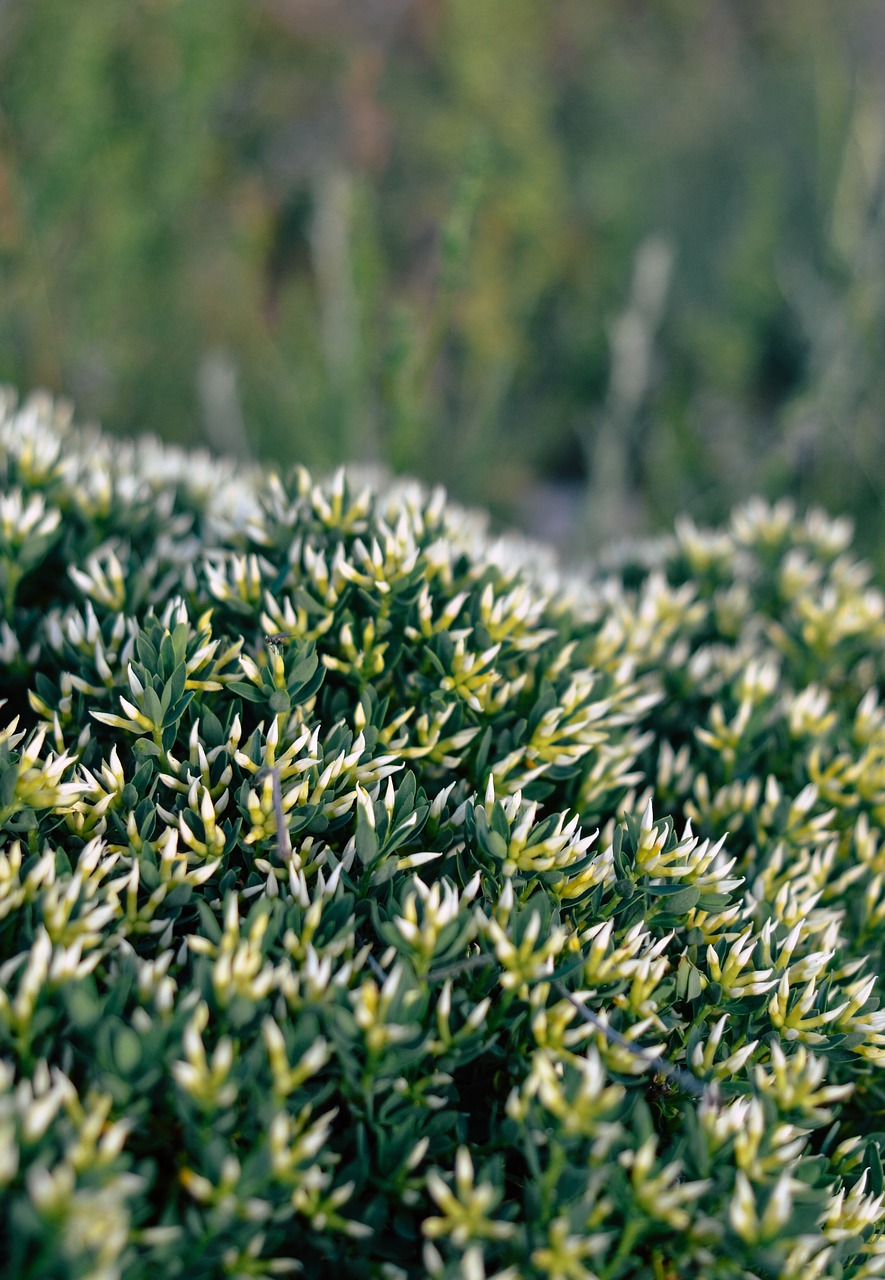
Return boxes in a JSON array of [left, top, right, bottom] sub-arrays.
[[5, 394, 885, 1276], [1, 0, 885, 556]]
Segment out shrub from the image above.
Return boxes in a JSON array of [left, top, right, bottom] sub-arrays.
[[2, 389, 885, 1279]]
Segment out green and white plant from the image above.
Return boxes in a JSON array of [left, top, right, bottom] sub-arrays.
[[2, 389, 885, 1279]]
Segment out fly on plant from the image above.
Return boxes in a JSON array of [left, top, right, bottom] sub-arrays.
[[265, 633, 294, 654]]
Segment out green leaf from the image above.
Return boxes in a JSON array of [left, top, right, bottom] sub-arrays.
[[0, 760, 17, 809], [696, 891, 733, 912], [142, 685, 163, 726], [526, 679, 558, 739], [227, 681, 268, 703], [62, 979, 102, 1031], [649, 885, 700, 914], [356, 807, 379, 866], [294, 665, 325, 703], [867, 1141, 884, 1197], [675, 956, 704, 1001], [489, 801, 510, 842], [475, 805, 508, 861], [160, 630, 176, 678], [196, 898, 223, 943], [644, 881, 695, 896], [136, 632, 160, 670], [167, 660, 187, 709], [612, 825, 629, 880], [165, 883, 193, 909], [622, 812, 640, 854], [164, 690, 195, 728], [474, 726, 493, 779], [171, 621, 190, 667], [288, 646, 318, 686], [113, 1023, 143, 1074]]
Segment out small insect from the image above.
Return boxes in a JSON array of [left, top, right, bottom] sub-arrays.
[[264, 633, 294, 654]]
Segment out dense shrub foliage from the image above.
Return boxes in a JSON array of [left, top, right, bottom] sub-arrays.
[[3, 391, 885, 1278]]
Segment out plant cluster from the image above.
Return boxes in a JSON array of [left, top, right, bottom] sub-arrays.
[[2, 391, 885, 1278]]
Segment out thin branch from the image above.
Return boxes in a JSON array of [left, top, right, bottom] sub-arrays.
[[366, 942, 711, 1099], [552, 979, 709, 1099], [427, 953, 498, 982]]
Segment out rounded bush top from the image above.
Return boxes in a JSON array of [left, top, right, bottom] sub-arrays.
[[2, 392, 885, 1278]]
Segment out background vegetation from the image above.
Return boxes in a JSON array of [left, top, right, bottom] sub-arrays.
[[2, 0, 885, 561]]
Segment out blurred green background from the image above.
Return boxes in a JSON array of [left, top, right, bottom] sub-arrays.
[[2, 0, 885, 562]]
